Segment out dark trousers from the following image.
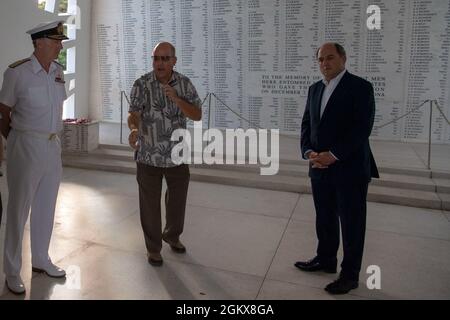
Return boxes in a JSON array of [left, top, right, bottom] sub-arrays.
[[136, 163, 190, 253], [311, 178, 369, 281]]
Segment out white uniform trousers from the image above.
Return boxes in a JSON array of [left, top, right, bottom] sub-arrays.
[[3, 129, 62, 276]]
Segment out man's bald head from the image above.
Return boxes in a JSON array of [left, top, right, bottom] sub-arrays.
[[152, 42, 177, 83], [153, 42, 176, 57]]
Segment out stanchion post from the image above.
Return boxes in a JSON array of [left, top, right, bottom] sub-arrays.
[[207, 93, 212, 144], [208, 93, 212, 131], [427, 100, 433, 170], [120, 91, 124, 145]]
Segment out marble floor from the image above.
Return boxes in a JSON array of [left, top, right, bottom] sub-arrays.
[[0, 167, 449, 300]]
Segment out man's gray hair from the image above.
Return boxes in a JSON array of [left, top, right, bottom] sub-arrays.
[[316, 43, 347, 58], [333, 43, 346, 57]]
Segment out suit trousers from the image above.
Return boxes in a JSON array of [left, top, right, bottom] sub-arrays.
[[136, 163, 190, 254], [311, 178, 368, 281], [4, 129, 62, 276]]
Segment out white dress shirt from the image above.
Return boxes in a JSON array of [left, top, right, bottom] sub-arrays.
[[320, 69, 347, 118], [0, 54, 67, 134], [303, 69, 347, 160]]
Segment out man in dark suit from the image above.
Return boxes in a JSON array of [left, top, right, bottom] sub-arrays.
[[296, 42, 379, 294]]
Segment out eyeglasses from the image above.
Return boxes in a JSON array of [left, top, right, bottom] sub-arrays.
[[151, 56, 174, 62]]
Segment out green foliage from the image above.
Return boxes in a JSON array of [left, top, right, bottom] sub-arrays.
[[58, 50, 67, 70], [38, 1, 46, 10], [59, 0, 68, 13]]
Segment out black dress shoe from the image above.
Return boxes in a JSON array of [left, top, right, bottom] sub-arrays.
[[325, 277, 358, 294], [294, 256, 337, 273]]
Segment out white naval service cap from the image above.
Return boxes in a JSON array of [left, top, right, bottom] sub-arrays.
[[26, 21, 69, 40]]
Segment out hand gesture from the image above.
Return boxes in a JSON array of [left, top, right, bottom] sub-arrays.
[[163, 83, 178, 102]]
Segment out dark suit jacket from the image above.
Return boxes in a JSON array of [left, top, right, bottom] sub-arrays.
[[301, 71, 379, 183]]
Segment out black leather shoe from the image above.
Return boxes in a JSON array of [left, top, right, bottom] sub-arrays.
[[325, 277, 358, 294], [294, 256, 337, 273]]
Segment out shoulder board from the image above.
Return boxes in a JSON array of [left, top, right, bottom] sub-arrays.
[[53, 60, 64, 69], [53, 60, 64, 68], [9, 58, 31, 68]]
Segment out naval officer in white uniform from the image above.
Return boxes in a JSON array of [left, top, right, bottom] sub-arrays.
[[0, 21, 68, 295]]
